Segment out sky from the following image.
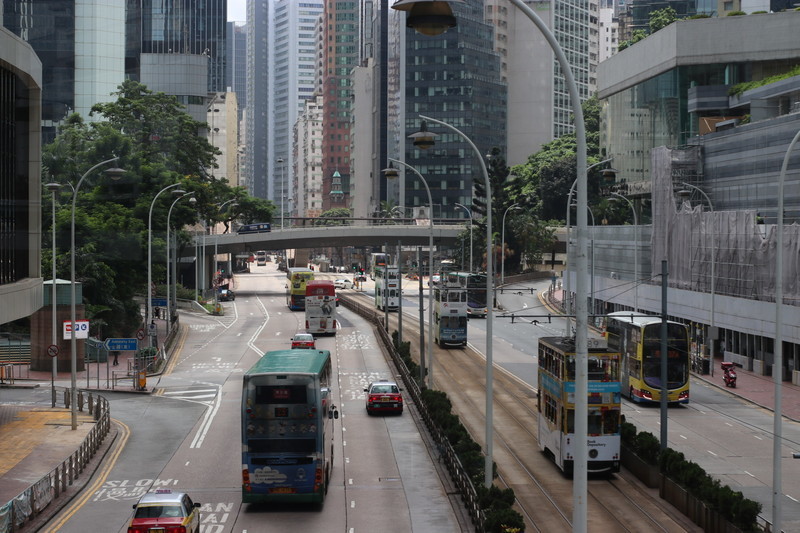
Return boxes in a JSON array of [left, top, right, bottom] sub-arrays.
[[229, 0, 246, 22]]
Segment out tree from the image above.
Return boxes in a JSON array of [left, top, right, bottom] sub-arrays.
[[314, 208, 352, 226], [618, 29, 648, 51], [649, 7, 678, 33]]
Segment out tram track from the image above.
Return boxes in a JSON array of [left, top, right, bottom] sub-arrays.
[[376, 304, 699, 532]]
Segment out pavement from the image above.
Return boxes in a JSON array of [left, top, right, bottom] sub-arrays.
[[3, 291, 800, 530]]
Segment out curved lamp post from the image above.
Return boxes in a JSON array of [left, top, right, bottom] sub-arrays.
[[166, 192, 196, 332], [384, 159, 434, 389], [454, 202, 473, 271], [414, 113, 495, 488], [398, 0, 590, 517], [70, 158, 126, 429], [45, 182, 63, 389], [772, 128, 800, 532], [610, 192, 638, 313], [214, 199, 239, 308], [501, 203, 521, 285], [147, 184, 185, 345]]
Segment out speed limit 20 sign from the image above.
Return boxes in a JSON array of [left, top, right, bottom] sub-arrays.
[[63, 320, 90, 340]]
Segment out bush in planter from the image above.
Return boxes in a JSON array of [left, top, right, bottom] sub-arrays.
[[621, 421, 637, 447], [479, 486, 524, 533], [634, 431, 660, 465]]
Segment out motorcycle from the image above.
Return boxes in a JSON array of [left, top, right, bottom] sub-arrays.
[[721, 361, 737, 388]]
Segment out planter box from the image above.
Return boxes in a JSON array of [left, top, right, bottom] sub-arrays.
[[660, 472, 745, 533], [621, 444, 660, 488]]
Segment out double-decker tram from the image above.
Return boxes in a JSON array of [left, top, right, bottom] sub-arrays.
[[455, 272, 488, 318], [605, 311, 690, 404], [286, 267, 314, 310], [241, 350, 338, 504], [433, 271, 467, 347], [305, 280, 337, 335], [537, 336, 621, 474], [374, 265, 400, 311], [368, 252, 389, 280]]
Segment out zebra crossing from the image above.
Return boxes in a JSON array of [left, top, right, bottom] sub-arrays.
[[156, 384, 220, 407]]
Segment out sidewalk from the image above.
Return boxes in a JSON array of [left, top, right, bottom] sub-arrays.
[[537, 282, 800, 422], [0, 317, 172, 531]]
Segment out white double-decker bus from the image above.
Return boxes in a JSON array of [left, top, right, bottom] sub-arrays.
[[374, 265, 400, 311]]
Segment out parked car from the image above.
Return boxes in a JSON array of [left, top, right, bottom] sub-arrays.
[[291, 333, 316, 349], [218, 289, 235, 301], [127, 489, 201, 533], [334, 278, 354, 289], [364, 379, 404, 415]]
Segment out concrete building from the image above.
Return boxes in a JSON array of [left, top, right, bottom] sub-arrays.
[[591, 12, 800, 390], [2, 0, 125, 143], [0, 27, 43, 328], [294, 95, 325, 219], [206, 91, 240, 187]]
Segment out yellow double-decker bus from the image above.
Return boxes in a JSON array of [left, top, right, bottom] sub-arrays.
[[605, 312, 690, 404]]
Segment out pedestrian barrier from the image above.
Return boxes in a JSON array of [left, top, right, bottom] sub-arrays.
[[0, 388, 111, 533]]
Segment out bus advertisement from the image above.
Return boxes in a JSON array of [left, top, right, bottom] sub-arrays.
[[537, 336, 621, 474], [237, 222, 272, 234], [605, 311, 690, 404], [305, 280, 337, 335], [286, 267, 314, 310], [374, 265, 400, 311], [433, 272, 467, 347], [241, 350, 338, 504]]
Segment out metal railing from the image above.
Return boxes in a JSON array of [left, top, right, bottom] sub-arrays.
[[0, 388, 111, 533], [340, 296, 486, 532]]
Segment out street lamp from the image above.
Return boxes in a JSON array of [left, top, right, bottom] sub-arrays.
[[45, 182, 63, 393], [166, 192, 196, 332], [401, 0, 590, 517], [277, 157, 285, 230], [70, 158, 125, 430], [213, 199, 239, 309], [676, 182, 714, 374], [610, 192, 638, 313], [414, 114, 495, 488], [454, 202, 473, 272], [148, 184, 185, 346], [772, 128, 800, 532], [501, 203, 521, 285], [384, 159, 434, 389], [564, 159, 613, 336]]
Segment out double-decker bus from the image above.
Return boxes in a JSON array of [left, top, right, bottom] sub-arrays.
[[537, 336, 621, 474], [305, 280, 337, 335], [455, 272, 488, 318], [255, 250, 267, 266], [605, 311, 690, 404], [241, 349, 339, 504], [368, 252, 388, 280], [374, 265, 400, 311], [433, 271, 468, 346], [286, 267, 314, 310]]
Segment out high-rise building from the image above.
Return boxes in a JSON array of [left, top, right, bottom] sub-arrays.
[[320, 0, 361, 212], [226, 21, 247, 123], [394, 0, 507, 219], [246, 0, 323, 203], [3, 0, 125, 143], [126, 0, 227, 94], [294, 95, 324, 218]]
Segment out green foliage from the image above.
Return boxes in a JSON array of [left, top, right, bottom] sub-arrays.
[[634, 431, 661, 465], [391, 330, 417, 378], [618, 29, 648, 51], [726, 10, 746, 15], [649, 7, 678, 33], [483, 507, 525, 533], [620, 421, 637, 446], [728, 65, 800, 96], [687, 13, 712, 19], [313, 208, 352, 225]]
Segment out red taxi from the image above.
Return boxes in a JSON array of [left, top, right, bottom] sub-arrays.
[[127, 489, 201, 533], [364, 380, 404, 415], [291, 333, 316, 349]]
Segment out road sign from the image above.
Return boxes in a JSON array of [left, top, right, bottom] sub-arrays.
[[62, 319, 90, 340], [104, 338, 138, 351], [47, 344, 59, 357], [150, 298, 167, 307], [136, 328, 145, 340]]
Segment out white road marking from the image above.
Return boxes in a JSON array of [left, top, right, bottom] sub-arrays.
[[708, 450, 718, 457]]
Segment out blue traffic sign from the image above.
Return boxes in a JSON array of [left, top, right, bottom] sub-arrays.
[[150, 298, 168, 307], [105, 338, 138, 351]]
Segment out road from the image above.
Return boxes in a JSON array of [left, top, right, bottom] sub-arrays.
[[38, 263, 464, 532]]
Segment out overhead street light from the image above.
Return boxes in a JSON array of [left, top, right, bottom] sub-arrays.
[[147, 183, 185, 345], [501, 203, 521, 285], [384, 159, 434, 389], [414, 114, 495, 488], [214, 199, 239, 310], [70, 158, 126, 430], [45, 182, 65, 399], [398, 0, 591, 523], [166, 192, 196, 332], [454, 202, 473, 272]]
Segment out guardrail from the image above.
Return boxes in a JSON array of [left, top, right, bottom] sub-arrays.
[[340, 296, 485, 532], [0, 387, 111, 533]]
